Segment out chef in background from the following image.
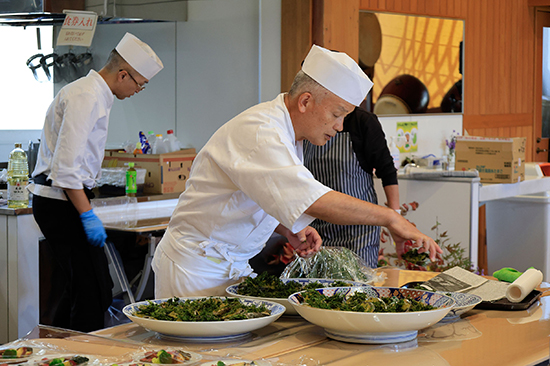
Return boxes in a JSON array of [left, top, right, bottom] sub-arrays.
[[153, 45, 442, 298], [29, 33, 163, 332], [303, 105, 401, 268]]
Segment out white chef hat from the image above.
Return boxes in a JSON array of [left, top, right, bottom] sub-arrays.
[[302, 44, 373, 106], [115, 32, 163, 80]]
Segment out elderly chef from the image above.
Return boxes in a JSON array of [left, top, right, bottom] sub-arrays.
[[152, 45, 442, 298], [29, 33, 163, 332]]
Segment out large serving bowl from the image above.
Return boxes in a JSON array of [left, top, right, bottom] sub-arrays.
[[226, 278, 371, 316], [123, 297, 285, 341], [439, 292, 482, 320], [288, 287, 455, 344], [400, 281, 483, 320]]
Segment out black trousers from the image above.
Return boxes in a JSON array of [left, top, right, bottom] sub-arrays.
[[33, 192, 113, 332]]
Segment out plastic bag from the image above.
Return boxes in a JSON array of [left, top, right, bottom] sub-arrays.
[[280, 247, 384, 284]]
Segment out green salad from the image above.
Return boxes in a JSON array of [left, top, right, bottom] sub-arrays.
[[134, 297, 271, 321], [236, 272, 354, 298], [300, 289, 436, 313]]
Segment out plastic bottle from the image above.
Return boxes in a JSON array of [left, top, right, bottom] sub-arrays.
[[389, 136, 401, 171], [147, 131, 156, 154], [165, 129, 180, 153], [139, 131, 151, 154], [133, 142, 143, 155], [7, 143, 29, 208], [152, 134, 168, 154], [125, 162, 137, 197]]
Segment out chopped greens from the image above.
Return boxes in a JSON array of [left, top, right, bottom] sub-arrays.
[[133, 297, 271, 321], [300, 289, 436, 313], [236, 272, 353, 298]]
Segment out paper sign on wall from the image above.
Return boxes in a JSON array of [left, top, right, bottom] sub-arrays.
[[396, 121, 418, 153], [56, 10, 98, 47]]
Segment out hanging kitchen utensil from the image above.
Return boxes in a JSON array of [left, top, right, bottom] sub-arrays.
[[359, 12, 382, 67], [26, 53, 49, 82], [40, 53, 57, 81], [73, 50, 94, 78], [54, 51, 78, 83], [374, 74, 430, 115]]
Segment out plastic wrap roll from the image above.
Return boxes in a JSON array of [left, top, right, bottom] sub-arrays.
[[505, 268, 543, 303]]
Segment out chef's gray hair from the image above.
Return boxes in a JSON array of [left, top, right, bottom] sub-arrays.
[[103, 49, 132, 73], [288, 70, 328, 103]]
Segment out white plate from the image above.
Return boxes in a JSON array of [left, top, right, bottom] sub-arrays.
[[226, 278, 372, 316], [288, 286, 454, 344], [123, 297, 285, 341], [134, 349, 202, 364], [200, 360, 271, 366]]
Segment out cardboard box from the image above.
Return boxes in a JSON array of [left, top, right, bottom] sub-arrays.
[[455, 136, 526, 183], [102, 149, 196, 194]]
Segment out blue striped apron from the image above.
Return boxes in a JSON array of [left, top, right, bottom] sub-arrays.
[[303, 132, 380, 267]]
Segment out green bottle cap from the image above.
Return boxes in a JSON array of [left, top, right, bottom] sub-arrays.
[[128, 162, 135, 168]]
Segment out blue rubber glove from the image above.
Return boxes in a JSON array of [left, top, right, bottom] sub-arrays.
[[80, 209, 107, 248]]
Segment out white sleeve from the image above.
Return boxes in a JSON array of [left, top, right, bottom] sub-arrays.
[[49, 91, 100, 190], [228, 135, 332, 232]]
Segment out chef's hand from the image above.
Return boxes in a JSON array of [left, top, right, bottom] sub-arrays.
[[287, 226, 322, 258], [387, 213, 442, 261], [80, 209, 107, 247]]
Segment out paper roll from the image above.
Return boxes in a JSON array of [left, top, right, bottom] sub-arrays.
[[505, 268, 543, 303]]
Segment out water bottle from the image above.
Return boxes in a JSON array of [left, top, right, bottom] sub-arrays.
[[152, 134, 168, 154], [7, 143, 29, 208], [165, 129, 180, 153]]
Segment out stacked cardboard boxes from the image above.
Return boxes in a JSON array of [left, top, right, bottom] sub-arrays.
[[102, 148, 196, 194], [455, 136, 526, 183]]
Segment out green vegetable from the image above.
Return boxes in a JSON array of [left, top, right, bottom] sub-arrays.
[[237, 272, 354, 299], [1, 349, 17, 358], [49, 358, 64, 366], [281, 247, 374, 282], [157, 350, 173, 364], [134, 297, 271, 321], [301, 289, 436, 313], [71, 356, 89, 364], [216, 362, 226, 366]]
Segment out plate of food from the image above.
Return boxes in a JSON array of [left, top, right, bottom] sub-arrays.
[[34, 355, 90, 366], [123, 296, 285, 341], [288, 286, 455, 344], [135, 349, 202, 364], [226, 272, 372, 315], [200, 360, 271, 366], [0, 347, 33, 363]]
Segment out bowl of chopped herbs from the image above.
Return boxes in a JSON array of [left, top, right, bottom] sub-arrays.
[[288, 286, 455, 344], [123, 296, 285, 341], [226, 272, 372, 315]]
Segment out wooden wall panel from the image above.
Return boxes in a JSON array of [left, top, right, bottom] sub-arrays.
[[281, 0, 312, 92], [282, 0, 539, 159]]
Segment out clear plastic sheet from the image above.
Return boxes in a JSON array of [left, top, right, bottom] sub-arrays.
[[96, 168, 146, 188], [91, 196, 138, 228], [280, 247, 384, 284]]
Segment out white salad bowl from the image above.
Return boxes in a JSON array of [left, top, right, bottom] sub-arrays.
[[288, 286, 455, 344]]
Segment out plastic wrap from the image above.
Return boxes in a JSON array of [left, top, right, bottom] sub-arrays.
[[280, 247, 384, 284], [96, 168, 146, 187]]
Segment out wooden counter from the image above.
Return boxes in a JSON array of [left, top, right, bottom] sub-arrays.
[[87, 269, 550, 366]]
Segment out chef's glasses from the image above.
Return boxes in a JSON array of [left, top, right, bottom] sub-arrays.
[[120, 69, 145, 91]]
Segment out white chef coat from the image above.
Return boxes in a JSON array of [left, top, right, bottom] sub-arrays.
[[28, 70, 114, 200], [153, 93, 332, 297]]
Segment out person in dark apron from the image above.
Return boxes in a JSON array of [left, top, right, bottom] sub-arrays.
[[304, 107, 400, 267], [28, 33, 163, 332]]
